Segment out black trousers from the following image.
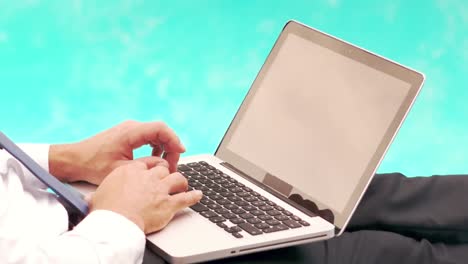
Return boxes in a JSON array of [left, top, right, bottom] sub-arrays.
[[143, 173, 468, 264]]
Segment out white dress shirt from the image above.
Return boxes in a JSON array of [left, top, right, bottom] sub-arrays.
[[0, 144, 145, 264]]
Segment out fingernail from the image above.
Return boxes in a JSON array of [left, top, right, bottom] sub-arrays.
[[193, 190, 203, 197]]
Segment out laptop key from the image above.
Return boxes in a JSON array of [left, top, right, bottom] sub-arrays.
[[211, 186, 224, 193], [211, 195, 223, 200], [209, 216, 226, 223], [219, 191, 234, 197], [245, 196, 258, 202], [229, 187, 244, 193], [299, 220, 310, 226], [223, 213, 238, 219], [251, 192, 261, 197], [283, 211, 293, 216], [224, 183, 236, 188], [187, 162, 201, 168], [217, 199, 230, 205], [215, 208, 230, 215], [200, 198, 215, 205], [238, 223, 262, 236], [217, 223, 228, 229], [208, 174, 220, 180], [191, 174, 204, 180], [264, 224, 288, 233], [206, 182, 218, 188], [225, 226, 242, 233], [235, 201, 249, 207], [274, 206, 284, 211], [232, 233, 243, 238], [259, 205, 274, 211], [230, 218, 246, 225], [266, 219, 280, 226], [189, 181, 202, 188], [266, 201, 276, 206], [208, 204, 222, 210], [251, 210, 265, 216], [204, 190, 216, 196], [283, 220, 302, 228], [276, 224, 289, 231], [242, 205, 257, 211], [198, 186, 210, 192], [258, 215, 273, 221], [231, 208, 246, 215], [267, 210, 282, 216], [196, 166, 208, 172], [237, 192, 251, 197], [240, 213, 254, 219], [200, 211, 218, 218], [291, 215, 301, 221], [224, 204, 238, 210], [242, 187, 252, 192], [185, 170, 199, 176], [198, 178, 210, 184], [252, 201, 266, 207], [190, 203, 209, 212], [247, 218, 262, 224], [259, 196, 268, 201], [228, 196, 242, 202], [177, 165, 191, 171], [275, 215, 289, 221], [255, 223, 270, 230]]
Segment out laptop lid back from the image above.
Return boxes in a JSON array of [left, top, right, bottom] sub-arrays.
[[215, 21, 424, 235]]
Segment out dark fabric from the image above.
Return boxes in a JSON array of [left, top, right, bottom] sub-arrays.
[[143, 173, 468, 264]]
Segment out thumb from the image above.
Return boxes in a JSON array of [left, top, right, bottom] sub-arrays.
[[135, 156, 169, 169], [171, 190, 203, 212]]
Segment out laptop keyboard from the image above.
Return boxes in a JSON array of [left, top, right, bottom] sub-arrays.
[[179, 161, 310, 239]]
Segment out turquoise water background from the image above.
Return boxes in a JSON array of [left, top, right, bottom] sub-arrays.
[[0, 0, 466, 176]]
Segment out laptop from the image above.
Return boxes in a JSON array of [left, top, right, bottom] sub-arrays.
[[75, 20, 424, 263]]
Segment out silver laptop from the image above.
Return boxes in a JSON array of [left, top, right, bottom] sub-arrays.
[[77, 20, 425, 263]]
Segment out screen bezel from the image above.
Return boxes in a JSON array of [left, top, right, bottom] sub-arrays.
[[215, 20, 425, 233]]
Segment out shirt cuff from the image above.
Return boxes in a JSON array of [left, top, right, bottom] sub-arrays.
[[70, 210, 146, 263]]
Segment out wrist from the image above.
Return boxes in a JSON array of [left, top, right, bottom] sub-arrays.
[[49, 143, 82, 182]]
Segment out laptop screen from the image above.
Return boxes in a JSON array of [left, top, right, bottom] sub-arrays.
[[216, 21, 424, 233]]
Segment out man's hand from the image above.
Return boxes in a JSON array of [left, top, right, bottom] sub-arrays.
[[49, 120, 185, 184], [90, 161, 202, 234]]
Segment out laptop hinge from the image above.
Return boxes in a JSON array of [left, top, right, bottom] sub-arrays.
[[220, 162, 318, 219], [335, 227, 341, 235]]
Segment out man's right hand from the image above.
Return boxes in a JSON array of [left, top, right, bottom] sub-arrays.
[[89, 161, 202, 234]]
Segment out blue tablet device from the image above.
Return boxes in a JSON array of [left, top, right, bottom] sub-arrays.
[[0, 131, 89, 224]]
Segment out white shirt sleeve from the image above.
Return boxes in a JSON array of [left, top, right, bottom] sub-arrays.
[[0, 144, 146, 264]]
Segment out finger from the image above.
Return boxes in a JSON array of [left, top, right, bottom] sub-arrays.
[[135, 156, 168, 169], [148, 164, 170, 179], [163, 152, 181, 173], [125, 160, 148, 170], [126, 122, 185, 153], [170, 190, 203, 212], [160, 172, 188, 194]]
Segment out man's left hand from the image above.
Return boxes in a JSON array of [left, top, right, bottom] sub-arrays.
[[48, 120, 186, 184]]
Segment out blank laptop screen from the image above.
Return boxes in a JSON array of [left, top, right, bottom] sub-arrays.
[[222, 33, 411, 214]]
